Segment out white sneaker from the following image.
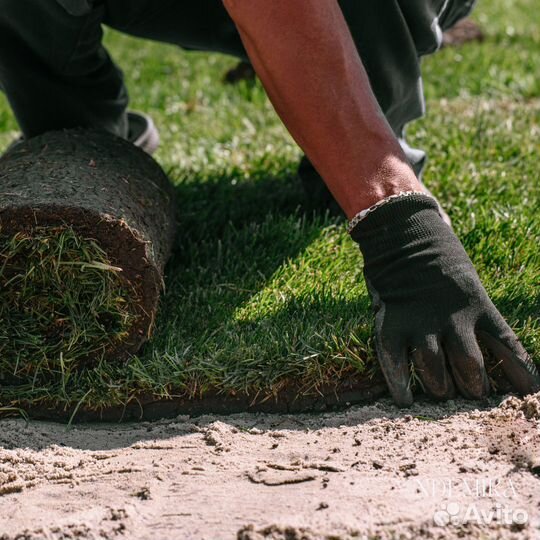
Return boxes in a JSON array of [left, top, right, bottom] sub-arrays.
[[127, 111, 160, 155]]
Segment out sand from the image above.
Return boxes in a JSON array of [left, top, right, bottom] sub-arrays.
[[0, 393, 539, 540]]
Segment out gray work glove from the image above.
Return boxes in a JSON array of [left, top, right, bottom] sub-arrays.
[[350, 194, 540, 406]]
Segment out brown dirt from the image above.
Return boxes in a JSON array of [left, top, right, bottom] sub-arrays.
[[0, 393, 539, 539], [22, 375, 388, 422]]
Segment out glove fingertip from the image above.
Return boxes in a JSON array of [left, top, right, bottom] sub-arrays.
[[478, 330, 540, 396]]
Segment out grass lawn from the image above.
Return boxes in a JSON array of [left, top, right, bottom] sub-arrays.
[[0, 0, 539, 417]]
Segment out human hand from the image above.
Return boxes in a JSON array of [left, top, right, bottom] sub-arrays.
[[350, 194, 540, 406]]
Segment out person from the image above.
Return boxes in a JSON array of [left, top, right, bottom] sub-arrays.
[[1, 0, 538, 405]]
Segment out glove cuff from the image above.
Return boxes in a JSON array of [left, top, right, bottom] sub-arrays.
[[347, 191, 431, 232], [349, 193, 452, 258]]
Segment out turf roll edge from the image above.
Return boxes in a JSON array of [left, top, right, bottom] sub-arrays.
[[0, 129, 176, 385]]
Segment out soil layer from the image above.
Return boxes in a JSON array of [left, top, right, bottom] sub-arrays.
[[20, 375, 388, 422]]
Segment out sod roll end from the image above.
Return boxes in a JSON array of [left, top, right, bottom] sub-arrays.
[[0, 129, 176, 381]]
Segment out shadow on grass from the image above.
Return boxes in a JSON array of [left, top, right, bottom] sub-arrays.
[[169, 164, 340, 243], [144, 168, 360, 364]]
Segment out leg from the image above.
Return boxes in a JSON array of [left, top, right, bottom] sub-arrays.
[[102, 0, 246, 59], [0, 0, 245, 140], [0, 0, 128, 138], [114, 0, 446, 174]]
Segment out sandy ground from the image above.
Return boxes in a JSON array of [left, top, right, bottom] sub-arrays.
[[0, 393, 539, 540]]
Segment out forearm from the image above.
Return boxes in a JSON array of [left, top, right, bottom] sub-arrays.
[[223, 0, 425, 218]]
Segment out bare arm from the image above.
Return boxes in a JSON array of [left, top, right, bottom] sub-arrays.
[[222, 0, 425, 218]]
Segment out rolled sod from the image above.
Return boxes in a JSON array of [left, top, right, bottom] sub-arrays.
[[0, 129, 176, 384]]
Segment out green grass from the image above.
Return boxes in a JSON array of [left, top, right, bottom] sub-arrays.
[[0, 0, 538, 414], [0, 228, 136, 388]]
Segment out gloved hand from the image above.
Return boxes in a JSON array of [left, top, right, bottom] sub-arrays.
[[350, 194, 540, 406]]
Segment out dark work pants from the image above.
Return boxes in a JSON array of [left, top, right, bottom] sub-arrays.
[[0, 0, 475, 175]]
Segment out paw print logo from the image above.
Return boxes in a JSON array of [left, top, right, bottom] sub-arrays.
[[433, 502, 461, 526]]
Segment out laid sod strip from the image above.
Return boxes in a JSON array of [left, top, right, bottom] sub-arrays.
[[0, 0, 539, 420], [0, 227, 136, 385]]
